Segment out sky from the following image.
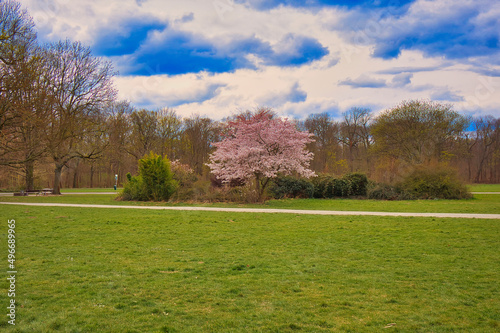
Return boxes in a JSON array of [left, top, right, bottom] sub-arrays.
[[17, 0, 500, 120]]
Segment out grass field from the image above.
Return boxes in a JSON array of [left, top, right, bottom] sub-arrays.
[[1, 192, 499, 215], [61, 188, 122, 193], [1, 199, 499, 332], [469, 184, 500, 192]]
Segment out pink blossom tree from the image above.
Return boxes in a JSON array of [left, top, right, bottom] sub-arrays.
[[207, 108, 315, 201]]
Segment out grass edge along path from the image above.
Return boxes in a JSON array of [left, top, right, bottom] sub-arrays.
[[1, 202, 499, 219]]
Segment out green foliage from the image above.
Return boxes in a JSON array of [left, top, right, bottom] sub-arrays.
[[121, 174, 148, 201], [170, 161, 199, 201], [368, 166, 472, 200], [269, 176, 314, 199], [312, 173, 370, 198], [120, 152, 177, 201], [270, 173, 369, 200], [400, 166, 472, 199], [344, 172, 369, 196], [367, 183, 414, 200]]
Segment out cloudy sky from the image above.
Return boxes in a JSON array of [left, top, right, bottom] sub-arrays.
[[17, 0, 500, 120]]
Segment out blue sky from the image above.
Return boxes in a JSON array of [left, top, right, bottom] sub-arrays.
[[19, 0, 500, 119]]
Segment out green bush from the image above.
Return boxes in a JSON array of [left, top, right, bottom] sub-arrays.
[[399, 166, 472, 199], [170, 161, 199, 201], [367, 167, 472, 200], [312, 174, 361, 198], [344, 173, 369, 196], [311, 175, 330, 198], [367, 183, 414, 200], [120, 152, 177, 201], [332, 178, 352, 197], [270, 176, 314, 199]]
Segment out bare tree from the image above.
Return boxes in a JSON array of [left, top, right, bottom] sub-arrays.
[[302, 112, 339, 173], [471, 116, 500, 183], [126, 109, 158, 160], [41, 40, 116, 194], [156, 108, 182, 160], [182, 115, 220, 174], [0, 0, 36, 66], [340, 107, 372, 173], [0, 0, 50, 190]]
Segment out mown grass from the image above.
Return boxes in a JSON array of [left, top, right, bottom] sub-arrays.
[[61, 188, 122, 193], [468, 184, 500, 192], [1, 192, 499, 214], [0, 205, 499, 332]]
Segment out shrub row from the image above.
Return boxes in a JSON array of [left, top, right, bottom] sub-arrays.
[[120, 155, 471, 202], [271, 167, 471, 201], [269, 173, 369, 199], [367, 166, 472, 200]]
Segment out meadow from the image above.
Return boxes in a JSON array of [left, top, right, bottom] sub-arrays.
[[0, 192, 499, 215], [0, 190, 499, 332]]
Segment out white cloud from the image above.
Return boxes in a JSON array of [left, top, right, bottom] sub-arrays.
[[16, 0, 500, 120]]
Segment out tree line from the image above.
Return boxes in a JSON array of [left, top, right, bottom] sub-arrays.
[[1, 0, 499, 193]]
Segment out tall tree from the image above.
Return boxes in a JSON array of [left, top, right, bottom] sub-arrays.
[[302, 112, 339, 173], [106, 100, 134, 185], [0, 0, 48, 190], [156, 108, 182, 160], [126, 109, 158, 160], [471, 116, 500, 183], [0, 0, 36, 66], [207, 108, 315, 201], [182, 115, 219, 174], [41, 40, 116, 194], [340, 107, 372, 173], [371, 100, 468, 166]]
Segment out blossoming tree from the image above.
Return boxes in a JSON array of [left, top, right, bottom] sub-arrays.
[[207, 108, 315, 201]]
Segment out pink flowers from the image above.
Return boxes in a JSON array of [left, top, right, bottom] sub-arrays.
[[207, 108, 315, 199]]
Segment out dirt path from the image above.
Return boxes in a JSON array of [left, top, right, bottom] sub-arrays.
[[1, 202, 498, 219]]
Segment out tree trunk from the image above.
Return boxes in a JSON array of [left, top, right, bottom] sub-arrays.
[[90, 164, 94, 188], [72, 159, 80, 188], [24, 160, 35, 191], [53, 163, 64, 195], [254, 173, 271, 203], [254, 173, 262, 202]]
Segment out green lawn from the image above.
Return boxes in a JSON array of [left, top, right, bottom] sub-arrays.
[[1, 192, 499, 214], [468, 184, 500, 192], [61, 188, 122, 193], [1, 205, 499, 332]]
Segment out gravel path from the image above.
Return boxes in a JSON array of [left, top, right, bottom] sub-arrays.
[[1, 202, 498, 219]]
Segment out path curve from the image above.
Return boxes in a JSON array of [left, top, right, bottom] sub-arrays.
[[1, 202, 498, 219]]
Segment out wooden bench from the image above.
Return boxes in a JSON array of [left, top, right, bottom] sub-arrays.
[[26, 190, 41, 195], [39, 188, 53, 196]]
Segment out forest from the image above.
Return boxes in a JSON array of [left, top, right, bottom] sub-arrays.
[[1, 0, 499, 193]]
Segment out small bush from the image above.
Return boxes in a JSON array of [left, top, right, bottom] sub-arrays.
[[399, 166, 472, 199], [344, 173, 369, 196], [367, 183, 414, 200], [312, 174, 360, 198], [270, 176, 314, 199], [120, 152, 177, 201], [311, 175, 330, 198], [332, 178, 353, 197], [170, 161, 199, 201]]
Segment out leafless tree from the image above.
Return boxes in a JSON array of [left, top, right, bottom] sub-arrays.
[[302, 112, 339, 173], [40, 40, 116, 194], [156, 108, 182, 160]]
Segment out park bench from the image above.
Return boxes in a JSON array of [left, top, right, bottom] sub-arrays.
[[39, 188, 53, 196]]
